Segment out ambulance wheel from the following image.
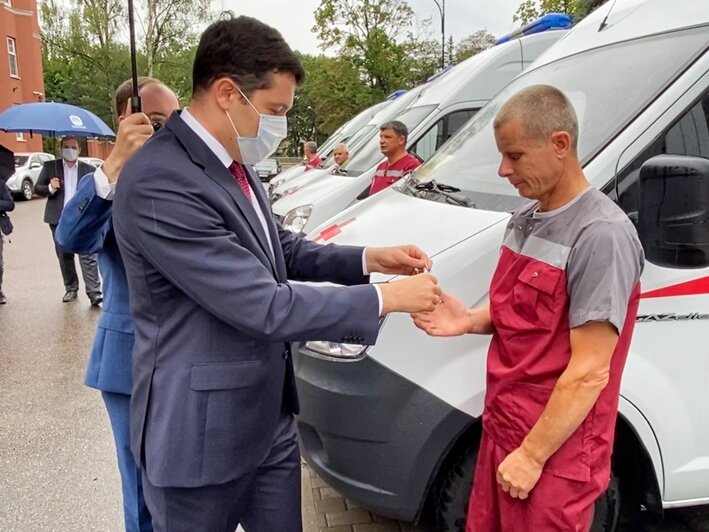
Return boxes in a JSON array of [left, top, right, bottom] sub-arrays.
[[591, 473, 621, 532], [433, 441, 478, 532]]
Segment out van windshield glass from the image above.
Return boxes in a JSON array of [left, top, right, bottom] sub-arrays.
[[322, 125, 377, 167], [341, 105, 436, 175], [410, 28, 709, 212]]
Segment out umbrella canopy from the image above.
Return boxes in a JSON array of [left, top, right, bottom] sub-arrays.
[[0, 102, 115, 137], [0, 144, 13, 183]]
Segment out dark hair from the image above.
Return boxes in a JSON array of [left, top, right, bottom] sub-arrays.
[[114, 77, 163, 118], [60, 136, 78, 148], [380, 120, 409, 140], [192, 16, 305, 97]]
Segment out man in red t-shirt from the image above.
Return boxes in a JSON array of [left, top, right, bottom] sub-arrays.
[[368, 120, 421, 196], [303, 141, 322, 171]]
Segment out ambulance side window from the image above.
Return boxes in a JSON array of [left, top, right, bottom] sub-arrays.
[[615, 91, 709, 215], [411, 109, 477, 162]]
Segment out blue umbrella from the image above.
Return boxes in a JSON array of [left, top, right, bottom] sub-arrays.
[[0, 102, 115, 137]]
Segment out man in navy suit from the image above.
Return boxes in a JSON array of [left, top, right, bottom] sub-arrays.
[[56, 76, 179, 532], [113, 16, 441, 532]]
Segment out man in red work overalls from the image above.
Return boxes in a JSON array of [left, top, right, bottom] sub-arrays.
[[368, 120, 421, 196], [413, 85, 644, 531]]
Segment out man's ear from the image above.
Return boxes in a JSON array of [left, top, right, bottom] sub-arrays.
[[551, 131, 571, 158], [214, 78, 238, 111], [118, 115, 126, 122]]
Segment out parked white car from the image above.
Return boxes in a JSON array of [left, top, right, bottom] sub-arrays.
[[7, 152, 55, 200], [295, 2, 709, 530]]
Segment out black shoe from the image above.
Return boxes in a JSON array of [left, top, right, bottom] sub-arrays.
[[62, 290, 78, 303], [0, 292, 6, 305], [89, 293, 103, 307]]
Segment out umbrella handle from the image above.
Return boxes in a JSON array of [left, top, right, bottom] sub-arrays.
[[128, 0, 141, 113]]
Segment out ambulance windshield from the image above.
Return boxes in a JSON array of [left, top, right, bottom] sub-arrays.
[[409, 27, 709, 212]]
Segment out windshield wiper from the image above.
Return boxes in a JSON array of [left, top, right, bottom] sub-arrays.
[[409, 179, 475, 208]]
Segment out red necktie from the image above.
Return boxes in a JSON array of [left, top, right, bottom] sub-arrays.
[[229, 161, 252, 203]]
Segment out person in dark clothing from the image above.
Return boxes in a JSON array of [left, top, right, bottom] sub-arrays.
[[0, 180, 15, 304], [35, 137, 102, 305]]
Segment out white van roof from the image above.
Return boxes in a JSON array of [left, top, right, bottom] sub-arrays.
[[413, 29, 568, 108], [534, 0, 709, 68]]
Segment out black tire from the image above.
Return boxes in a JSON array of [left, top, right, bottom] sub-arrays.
[[435, 444, 621, 532], [434, 441, 478, 532], [20, 178, 34, 201], [591, 473, 621, 532]]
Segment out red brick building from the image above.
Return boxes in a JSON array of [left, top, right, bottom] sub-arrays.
[[0, 0, 45, 153]]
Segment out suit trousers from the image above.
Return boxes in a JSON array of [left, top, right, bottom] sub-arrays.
[[142, 406, 302, 532], [49, 224, 101, 294], [102, 392, 153, 532]]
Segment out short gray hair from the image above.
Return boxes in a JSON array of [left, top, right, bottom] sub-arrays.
[[380, 120, 408, 140], [494, 85, 579, 154], [304, 141, 318, 154], [333, 142, 348, 153]]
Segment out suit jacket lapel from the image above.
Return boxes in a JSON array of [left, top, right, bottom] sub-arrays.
[[165, 112, 278, 277]]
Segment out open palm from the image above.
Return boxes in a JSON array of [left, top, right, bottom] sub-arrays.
[[411, 291, 470, 337]]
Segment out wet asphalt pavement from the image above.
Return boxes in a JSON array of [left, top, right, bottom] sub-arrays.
[[1, 198, 709, 532], [0, 198, 120, 530]]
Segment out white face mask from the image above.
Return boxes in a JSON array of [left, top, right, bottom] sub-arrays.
[[62, 148, 79, 162], [225, 87, 287, 165]]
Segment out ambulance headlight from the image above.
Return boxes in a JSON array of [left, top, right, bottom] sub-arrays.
[[283, 205, 312, 234], [305, 341, 367, 359]]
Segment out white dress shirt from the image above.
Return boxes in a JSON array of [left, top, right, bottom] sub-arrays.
[[49, 161, 79, 206]]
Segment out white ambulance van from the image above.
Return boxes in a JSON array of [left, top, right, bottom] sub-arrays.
[[294, 1, 709, 530], [269, 83, 435, 203], [273, 20, 569, 235]]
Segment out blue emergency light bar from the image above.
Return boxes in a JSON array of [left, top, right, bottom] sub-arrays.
[[495, 13, 572, 45], [386, 89, 408, 100]]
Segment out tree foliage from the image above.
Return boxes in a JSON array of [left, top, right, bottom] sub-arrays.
[[39, 0, 208, 129], [455, 30, 496, 64], [513, 0, 608, 25], [313, 0, 426, 97], [140, 0, 210, 77]]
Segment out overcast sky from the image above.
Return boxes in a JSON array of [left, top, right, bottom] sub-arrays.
[[217, 0, 524, 55]]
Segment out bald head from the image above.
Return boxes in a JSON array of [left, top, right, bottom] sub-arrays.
[[494, 85, 578, 154]]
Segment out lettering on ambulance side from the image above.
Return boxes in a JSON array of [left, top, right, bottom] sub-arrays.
[[636, 313, 709, 322]]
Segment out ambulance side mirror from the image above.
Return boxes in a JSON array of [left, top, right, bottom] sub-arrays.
[[638, 154, 709, 268]]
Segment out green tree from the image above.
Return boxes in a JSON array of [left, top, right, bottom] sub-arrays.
[[41, 0, 132, 129], [512, 0, 607, 24], [454, 29, 496, 64], [313, 0, 423, 97], [513, 0, 578, 24], [140, 0, 211, 77]]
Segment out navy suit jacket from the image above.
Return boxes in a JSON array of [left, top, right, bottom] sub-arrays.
[[113, 111, 381, 489], [55, 174, 133, 395]]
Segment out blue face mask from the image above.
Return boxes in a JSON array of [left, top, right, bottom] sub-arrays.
[[62, 148, 79, 162], [225, 87, 287, 165]]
